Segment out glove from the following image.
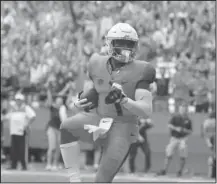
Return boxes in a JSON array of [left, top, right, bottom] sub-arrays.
[[78, 88, 99, 112], [74, 98, 94, 112], [84, 118, 113, 141], [84, 125, 104, 141], [105, 82, 126, 104]]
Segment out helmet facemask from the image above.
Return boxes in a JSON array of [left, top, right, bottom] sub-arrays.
[[107, 39, 138, 63]]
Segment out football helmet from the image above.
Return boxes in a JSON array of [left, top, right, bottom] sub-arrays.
[[106, 23, 139, 63]]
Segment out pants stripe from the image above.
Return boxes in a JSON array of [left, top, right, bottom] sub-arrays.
[[110, 144, 132, 180]]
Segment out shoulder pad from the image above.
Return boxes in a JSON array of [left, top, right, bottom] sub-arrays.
[[89, 53, 100, 65], [142, 62, 156, 84], [89, 53, 110, 65], [88, 53, 111, 75]]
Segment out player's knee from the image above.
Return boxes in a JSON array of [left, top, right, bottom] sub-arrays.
[[60, 128, 78, 144]]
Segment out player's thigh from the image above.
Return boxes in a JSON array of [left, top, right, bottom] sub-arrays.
[[47, 126, 57, 150], [95, 123, 135, 182], [96, 139, 131, 182], [178, 138, 188, 158], [60, 111, 101, 142], [166, 137, 179, 157], [60, 110, 100, 130]]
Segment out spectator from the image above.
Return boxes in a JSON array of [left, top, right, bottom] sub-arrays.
[[1, 1, 215, 105], [158, 102, 193, 177], [3, 93, 36, 170], [192, 71, 209, 113], [170, 63, 193, 112], [154, 65, 170, 112], [2, 66, 20, 93], [45, 88, 65, 171], [129, 118, 153, 174], [1, 100, 7, 162]]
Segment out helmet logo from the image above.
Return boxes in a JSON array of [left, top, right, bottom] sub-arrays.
[[124, 35, 130, 39], [120, 25, 131, 33]]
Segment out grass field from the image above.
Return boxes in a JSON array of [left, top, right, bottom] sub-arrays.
[[1, 168, 215, 183]]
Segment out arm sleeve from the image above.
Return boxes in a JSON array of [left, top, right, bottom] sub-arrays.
[[136, 63, 156, 91]]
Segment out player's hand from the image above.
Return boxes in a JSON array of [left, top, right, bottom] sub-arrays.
[[74, 98, 93, 111], [105, 82, 126, 104]]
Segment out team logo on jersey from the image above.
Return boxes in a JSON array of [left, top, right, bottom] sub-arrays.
[[98, 79, 104, 85]]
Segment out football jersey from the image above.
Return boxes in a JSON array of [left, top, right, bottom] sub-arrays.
[[87, 53, 155, 123]]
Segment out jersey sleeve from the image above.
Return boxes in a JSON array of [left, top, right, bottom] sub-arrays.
[[136, 63, 156, 90]]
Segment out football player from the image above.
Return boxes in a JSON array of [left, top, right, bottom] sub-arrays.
[[60, 23, 156, 182]]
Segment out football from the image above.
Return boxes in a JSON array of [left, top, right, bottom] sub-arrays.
[[79, 87, 99, 111]]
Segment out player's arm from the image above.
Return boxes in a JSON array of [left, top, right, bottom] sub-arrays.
[[120, 65, 156, 118], [59, 105, 68, 122], [168, 116, 181, 132], [121, 84, 152, 118], [182, 119, 193, 135], [25, 105, 36, 124]]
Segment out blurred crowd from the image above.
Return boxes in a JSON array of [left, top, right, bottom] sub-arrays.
[[1, 1, 216, 112], [1, 1, 216, 177]]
